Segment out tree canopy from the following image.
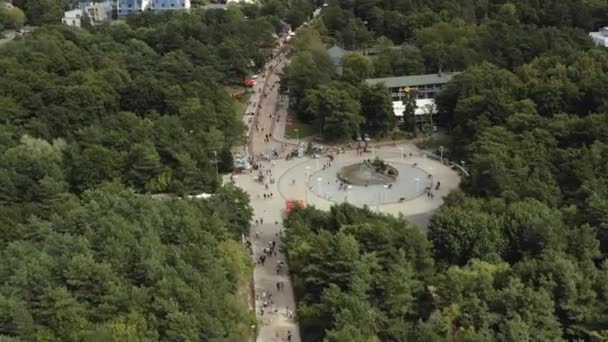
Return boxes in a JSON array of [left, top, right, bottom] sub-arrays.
[[284, 0, 608, 340], [0, 7, 287, 341]]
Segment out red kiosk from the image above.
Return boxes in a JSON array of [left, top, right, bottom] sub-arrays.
[[285, 200, 305, 212]]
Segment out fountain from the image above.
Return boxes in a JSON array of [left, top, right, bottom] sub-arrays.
[[337, 158, 399, 186]]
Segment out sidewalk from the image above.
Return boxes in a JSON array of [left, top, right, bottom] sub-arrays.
[[241, 38, 302, 342]]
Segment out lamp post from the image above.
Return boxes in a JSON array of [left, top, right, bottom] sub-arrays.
[[346, 185, 352, 204], [305, 172, 309, 204], [414, 177, 420, 194], [317, 177, 323, 198], [439, 146, 444, 162], [294, 128, 299, 143], [305, 166, 311, 204], [399, 147, 404, 160], [212, 150, 219, 181]]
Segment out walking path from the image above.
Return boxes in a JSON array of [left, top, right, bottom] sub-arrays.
[[236, 37, 302, 342], [0, 26, 36, 48]]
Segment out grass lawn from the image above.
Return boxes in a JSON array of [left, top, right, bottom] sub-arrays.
[[225, 86, 251, 114], [285, 120, 316, 140]]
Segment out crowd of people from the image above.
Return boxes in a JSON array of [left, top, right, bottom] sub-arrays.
[[252, 219, 297, 338], [244, 30, 301, 342]]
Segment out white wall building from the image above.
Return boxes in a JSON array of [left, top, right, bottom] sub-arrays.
[[62, 9, 83, 27], [62, 1, 112, 27], [84, 1, 113, 24], [392, 98, 437, 118], [117, 0, 150, 15], [150, 0, 190, 11], [589, 27, 608, 47], [118, 0, 191, 15]]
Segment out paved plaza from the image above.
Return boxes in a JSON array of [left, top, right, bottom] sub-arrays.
[[276, 147, 460, 217]]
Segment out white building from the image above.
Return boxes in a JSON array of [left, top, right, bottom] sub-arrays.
[[150, 0, 190, 11], [393, 98, 438, 132], [117, 0, 191, 15], [117, 0, 150, 15], [392, 98, 437, 118], [84, 1, 112, 24], [62, 1, 112, 27], [589, 27, 608, 47], [62, 9, 83, 27]]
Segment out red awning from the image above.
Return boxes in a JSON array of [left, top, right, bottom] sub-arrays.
[[244, 78, 256, 87], [285, 200, 305, 212]]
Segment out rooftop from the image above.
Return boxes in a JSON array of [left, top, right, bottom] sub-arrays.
[[589, 29, 608, 47], [327, 45, 347, 60], [366, 72, 462, 88], [201, 3, 227, 10]]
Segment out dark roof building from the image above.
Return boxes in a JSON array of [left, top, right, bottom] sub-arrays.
[[200, 3, 227, 10], [365, 72, 461, 99], [327, 45, 348, 74]]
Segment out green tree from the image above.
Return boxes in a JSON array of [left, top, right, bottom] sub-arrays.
[[18, 0, 67, 24], [401, 90, 417, 133], [303, 84, 363, 141], [127, 142, 161, 191], [283, 49, 335, 119], [0, 5, 26, 29], [68, 145, 125, 193], [429, 206, 504, 266], [502, 199, 567, 262], [359, 83, 395, 136], [342, 52, 374, 83]]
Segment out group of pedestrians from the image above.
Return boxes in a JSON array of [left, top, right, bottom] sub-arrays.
[[253, 226, 296, 324], [244, 33, 300, 342]]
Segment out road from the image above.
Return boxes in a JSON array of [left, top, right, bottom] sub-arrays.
[[0, 26, 36, 47]]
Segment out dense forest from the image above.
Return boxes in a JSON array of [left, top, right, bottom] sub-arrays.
[[2, 0, 608, 339], [281, 0, 608, 140], [0, 9, 275, 200], [0, 184, 254, 340], [0, 2, 25, 31], [283, 0, 608, 341], [0, 5, 304, 340], [286, 200, 608, 341]]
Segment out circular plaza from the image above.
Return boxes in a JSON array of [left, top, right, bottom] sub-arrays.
[[276, 146, 460, 214]]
